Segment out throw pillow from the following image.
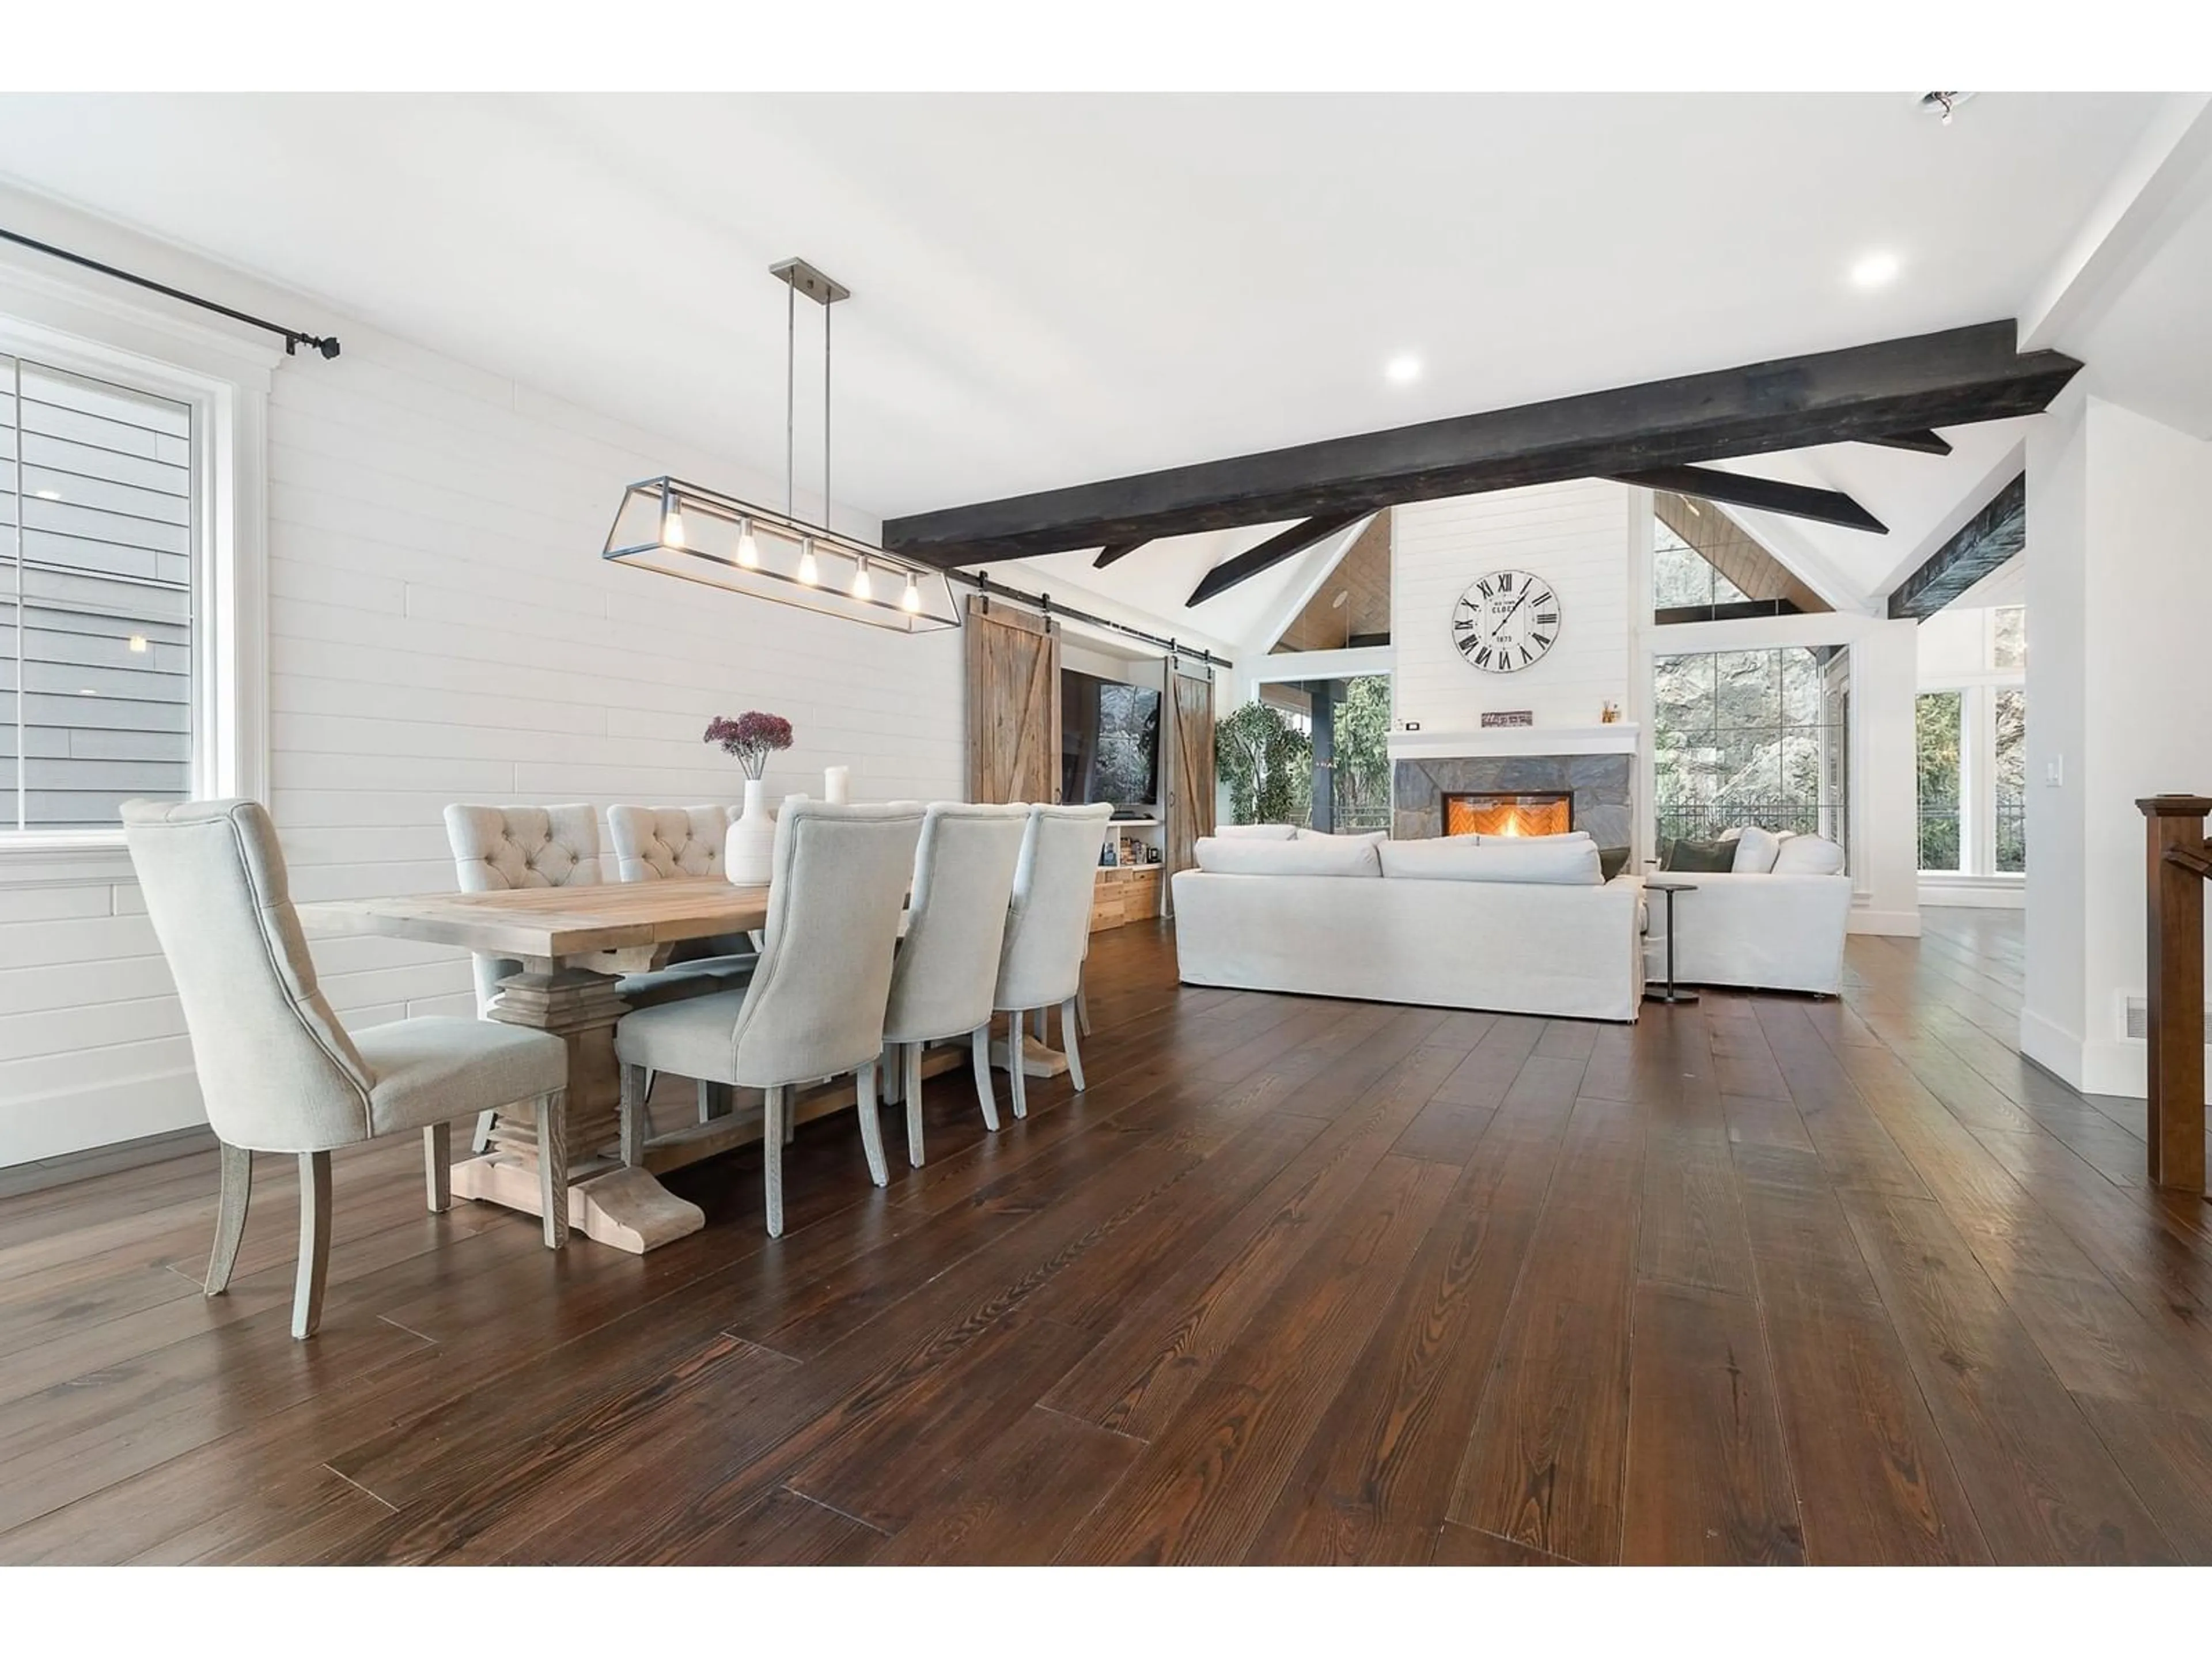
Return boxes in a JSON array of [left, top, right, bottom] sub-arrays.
[[1771, 834, 1846, 876], [1732, 825, 1785, 874], [1293, 828, 1389, 846], [1378, 837, 1601, 885], [1214, 823, 1298, 841], [1599, 846, 1631, 882], [1664, 837, 1735, 873]]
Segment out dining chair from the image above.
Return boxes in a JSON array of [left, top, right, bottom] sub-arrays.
[[612, 801, 926, 1237], [604, 803, 761, 966], [123, 800, 571, 1340], [882, 803, 1030, 1166], [994, 803, 1114, 1122]]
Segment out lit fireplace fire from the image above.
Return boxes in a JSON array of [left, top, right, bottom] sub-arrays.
[[1444, 791, 1573, 838]]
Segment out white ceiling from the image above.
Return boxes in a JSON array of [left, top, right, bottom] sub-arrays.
[[0, 90, 2196, 634]]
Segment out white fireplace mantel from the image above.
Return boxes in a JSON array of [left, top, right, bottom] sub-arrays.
[[1388, 722, 1640, 761]]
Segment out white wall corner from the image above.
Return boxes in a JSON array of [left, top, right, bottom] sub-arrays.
[[2018, 1007, 2089, 1092], [1846, 908, 1922, 938]]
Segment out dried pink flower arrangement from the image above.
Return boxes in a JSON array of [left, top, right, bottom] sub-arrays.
[[703, 711, 794, 780]]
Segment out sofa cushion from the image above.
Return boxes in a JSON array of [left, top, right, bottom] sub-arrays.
[[1771, 834, 1846, 876], [1214, 823, 1298, 841], [1294, 828, 1388, 845], [1194, 835, 1381, 877], [1379, 836, 1601, 885], [1663, 836, 1734, 873], [1732, 825, 1785, 874]]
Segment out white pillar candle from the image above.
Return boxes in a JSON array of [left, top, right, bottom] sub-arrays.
[[824, 765, 850, 805]]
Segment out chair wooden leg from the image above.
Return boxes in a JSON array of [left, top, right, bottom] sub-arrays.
[[1062, 997, 1086, 1092], [905, 1041, 926, 1168], [1009, 1014, 1030, 1121], [291, 1150, 332, 1340], [699, 1080, 733, 1123], [763, 1085, 787, 1237], [621, 1066, 649, 1167], [971, 1022, 1000, 1132], [881, 1045, 903, 1105], [1078, 979, 1092, 1037], [536, 1089, 569, 1249], [207, 1142, 252, 1296], [1033, 1006, 1047, 1043], [469, 1109, 496, 1154], [855, 1062, 889, 1187], [424, 1122, 451, 1213]]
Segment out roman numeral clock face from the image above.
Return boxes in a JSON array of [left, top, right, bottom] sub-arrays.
[[1452, 569, 1559, 673]]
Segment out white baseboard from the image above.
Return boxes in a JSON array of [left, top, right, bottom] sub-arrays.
[[1919, 885, 2025, 910], [2018, 1007, 2086, 1090], [0, 1067, 206, 1169], [2020, 1009, 2212, 1103], [1847, 909, 1922, 937]]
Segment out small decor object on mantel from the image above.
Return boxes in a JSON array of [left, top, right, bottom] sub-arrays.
[[823, 764, 850, 805], [706, 711, 794, 885], [1480, 710, 1535, 729]]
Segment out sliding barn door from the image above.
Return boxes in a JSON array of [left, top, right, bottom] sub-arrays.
[[965, 596, 1061, 804], [1164, 665, 1216, 913]]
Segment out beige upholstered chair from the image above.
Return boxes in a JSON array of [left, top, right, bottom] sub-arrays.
[[613, 801, 925, 1237], [442, 803, 604, 1016], [604, 803, 760, 968], [994, 804, 1114, 1122], [882, 804, 1031, 1167], [123, 800, 570, 1341]]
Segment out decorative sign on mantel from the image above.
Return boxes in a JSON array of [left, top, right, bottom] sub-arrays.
[[1480, 710, 1535, 729]]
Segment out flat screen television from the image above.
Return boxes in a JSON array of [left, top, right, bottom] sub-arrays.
[[1061, 668, 1161, 812]]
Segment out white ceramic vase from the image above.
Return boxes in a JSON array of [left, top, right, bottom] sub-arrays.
[[726, 777, 776, 886]]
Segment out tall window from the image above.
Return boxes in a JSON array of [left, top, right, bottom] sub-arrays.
[[1653, 516, 1747, 609], [1653, 645, 1850, 858], [2, 354, 196, 831], [1917, 606, 2027, 878]]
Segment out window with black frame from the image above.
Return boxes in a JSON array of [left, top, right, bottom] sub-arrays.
[[1653, 645, 1851, 862]]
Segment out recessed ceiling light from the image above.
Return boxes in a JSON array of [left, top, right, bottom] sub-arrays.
[[1850, 251, 1902, 289], [1384, 354, 1423, 385]]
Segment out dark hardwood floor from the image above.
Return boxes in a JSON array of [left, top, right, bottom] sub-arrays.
[[4, 908, 2211, 1565]]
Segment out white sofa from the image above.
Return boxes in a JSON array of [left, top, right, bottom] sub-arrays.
[[1171, 830, 1643, 1021], [1643, 827, 1851, 995]]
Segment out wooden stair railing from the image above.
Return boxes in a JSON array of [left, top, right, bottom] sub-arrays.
[[2141, 794, 2212, 1194]]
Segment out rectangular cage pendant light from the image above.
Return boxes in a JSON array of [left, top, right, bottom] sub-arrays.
[[603, 476, 960, 631], [602, 257, 961, 635]]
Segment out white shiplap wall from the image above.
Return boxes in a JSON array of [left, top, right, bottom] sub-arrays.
[[1390, 480, 1637, 733], [0, 266, 964, 1167]]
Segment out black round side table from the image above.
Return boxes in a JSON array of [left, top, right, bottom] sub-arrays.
[[1643, 877, 1700, 1005]]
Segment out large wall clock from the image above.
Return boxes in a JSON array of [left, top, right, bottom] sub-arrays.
[[1452, 569, 1560, 673]]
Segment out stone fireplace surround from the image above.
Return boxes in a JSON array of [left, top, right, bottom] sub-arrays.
[[1392, 753, 1633, 858]]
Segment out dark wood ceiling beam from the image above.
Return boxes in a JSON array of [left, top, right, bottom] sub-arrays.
[[1609, 465, 1887, 533], [1187, 513, 1367, 607], [1091, 540, 1148, 570], [881, 322, 2080, 568], [1888, 472, 2027, 620], [1858, 429, 1954, 456]]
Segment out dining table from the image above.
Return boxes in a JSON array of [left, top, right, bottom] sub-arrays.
[[296, 874, 1069, 1251]]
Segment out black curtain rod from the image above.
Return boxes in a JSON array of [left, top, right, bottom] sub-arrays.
[[952, 570, 1231, 671], [0, 227, 341, 359]]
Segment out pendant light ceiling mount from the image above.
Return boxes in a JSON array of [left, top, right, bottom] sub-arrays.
[[602, 256, 959, 632]]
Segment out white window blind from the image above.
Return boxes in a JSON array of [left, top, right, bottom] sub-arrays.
[[0, 353, 196, 830]]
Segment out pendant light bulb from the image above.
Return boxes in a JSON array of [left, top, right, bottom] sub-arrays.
[[796, 538, 820, 586], [736, 518, 760, 569], [850, 555, 873, 601], [900, 571, 923, 614], [661, 502, 687, 550]]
